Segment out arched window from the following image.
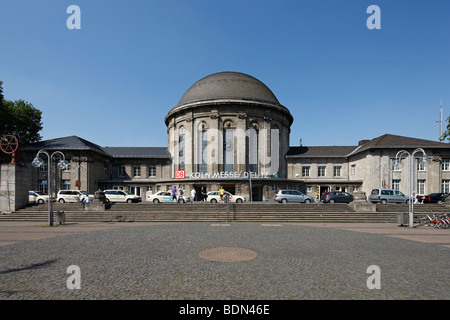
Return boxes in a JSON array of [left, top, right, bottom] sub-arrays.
[[197, 122, 208, 173], [223, 120, 234, 172], [178, 126, 185, 171], [248, 122, 259, 173]]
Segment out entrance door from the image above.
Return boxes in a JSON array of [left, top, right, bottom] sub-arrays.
[[222, 184, 236, 195], [194, 185, 207, 202], [129, 186, 141, 197], [319, 186, 329, 199], [251, 185, 263, 201]]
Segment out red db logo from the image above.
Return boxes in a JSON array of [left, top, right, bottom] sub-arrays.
[[175, 170, 185, 179]]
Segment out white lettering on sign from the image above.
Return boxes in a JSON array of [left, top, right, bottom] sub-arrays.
[[188, 171, 270, 179]]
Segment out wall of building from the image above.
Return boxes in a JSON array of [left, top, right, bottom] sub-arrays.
[[0, 164, 29, 212]]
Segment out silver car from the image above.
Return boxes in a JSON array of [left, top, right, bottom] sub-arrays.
[[273, 190, 314, 203], [369, 189, 409, 204]]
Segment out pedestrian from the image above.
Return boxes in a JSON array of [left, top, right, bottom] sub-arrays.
[[191, 187, 196, 203], [172, 186, 177, 202], [81, 197, 86, 209], [178, 186, 184, 202], [219, 186, 225, 202], [201, 187, 206, 202]]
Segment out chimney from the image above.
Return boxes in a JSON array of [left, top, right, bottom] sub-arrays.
[[358, 139, 370, 146]]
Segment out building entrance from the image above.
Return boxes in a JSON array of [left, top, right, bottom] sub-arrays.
[[193, 185, 207, 202], [222, 184, 236, 195], [251, 185, 263, 201], [319, 186, 330, 199]]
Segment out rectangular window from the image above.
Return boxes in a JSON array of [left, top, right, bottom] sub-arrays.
[[392, 179, 400, 191], [417, 160, 425, 171], [442, 160, 450, 171], [352, 186, 360, 192], [129, 186, 141, 196], [39, 180, 48, 194], [334, 166, 342, 177], [302, 166, 310, 177], [318, 166, 326, 177], [118, 165, 125, 177], [148, 166, 156, 177], [351, 164, 356, 175], [133, 166, 141, 177], [417, 179, 426, 195], [62, 180, 71, 190], [39, 162, 48, 172], [393, 160, 402, 171], [442, 180, 450, 193]]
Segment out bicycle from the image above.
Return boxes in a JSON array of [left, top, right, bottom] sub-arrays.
[[419, 211, 450, 229]]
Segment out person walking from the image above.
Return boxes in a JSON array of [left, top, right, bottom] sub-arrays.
[[191, 187, 196, 203], [219, 186, 225, 203], [172, 186, 177, 202], [178, 186, 184, 202], [201, 187, 206, 202]]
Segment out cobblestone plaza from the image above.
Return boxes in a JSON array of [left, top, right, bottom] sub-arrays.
[[0, 221, 448, 301]]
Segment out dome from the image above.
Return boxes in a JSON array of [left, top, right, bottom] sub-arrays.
[[166, 71, 292, 125], [177, 71, 280, 107]]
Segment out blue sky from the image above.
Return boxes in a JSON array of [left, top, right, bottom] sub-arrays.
[[1, 0, 449, 147]]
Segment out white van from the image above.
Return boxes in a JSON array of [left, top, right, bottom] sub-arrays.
[[103, 190, 142, 203], [57, 190, 85, 203], [29, 191, 49, 204], [369, 189, 409, 204]]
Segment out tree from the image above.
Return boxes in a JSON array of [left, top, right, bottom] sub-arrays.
[[0, 81, 43, 145], [0, 81, 4, 103]]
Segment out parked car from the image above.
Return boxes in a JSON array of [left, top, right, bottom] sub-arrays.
[[57, 190, 86, 203], [322, 191, 354, 204], [147, 191, 189, 203], [273, 190, 314, 203], [104, 190, 142, 203], [417, 193, 448, 204], [206, 191, 246, 203], [29, 191, 50, 204], [368, 188, 409, 204]]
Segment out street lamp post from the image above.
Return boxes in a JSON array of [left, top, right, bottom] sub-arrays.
[[32, 149, 68, 226], [394, 148, 429, 228]]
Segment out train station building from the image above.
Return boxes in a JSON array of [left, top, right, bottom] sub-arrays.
[[14, 71, 450, 202]]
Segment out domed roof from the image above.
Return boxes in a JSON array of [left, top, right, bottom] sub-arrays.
[[176, 71, 281, 107], [166, 72, 292, 125]]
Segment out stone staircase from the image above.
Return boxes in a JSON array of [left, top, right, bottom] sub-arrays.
[[2, 201, 445, 223]]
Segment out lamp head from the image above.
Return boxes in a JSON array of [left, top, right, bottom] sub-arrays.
[[57, 159, 69, 170], [419, 156, 430, 166], [32, 157, 44, 168]]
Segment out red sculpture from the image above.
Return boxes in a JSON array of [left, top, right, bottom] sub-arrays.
[[1, 135, 20, 164]]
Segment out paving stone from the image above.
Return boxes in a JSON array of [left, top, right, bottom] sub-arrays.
[[0, 222, 448, 300]]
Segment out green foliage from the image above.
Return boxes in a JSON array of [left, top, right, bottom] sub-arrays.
[[441, 116, 450, 142], [0, 81, 43, 145]]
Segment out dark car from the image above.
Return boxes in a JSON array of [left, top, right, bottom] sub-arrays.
[[322, 191, 354, 204], [417, 193, 448, 204]]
